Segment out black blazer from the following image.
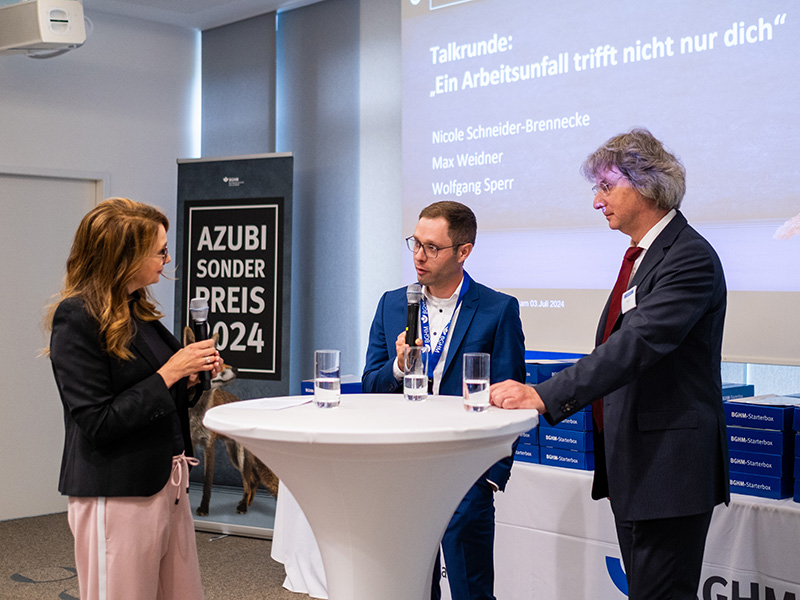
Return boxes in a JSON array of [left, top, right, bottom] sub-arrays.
[[50, 296, 197, 497], [537, 211, 730, 521]]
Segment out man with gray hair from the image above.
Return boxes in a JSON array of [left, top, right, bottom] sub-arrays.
[[491, 128, 729, 600]]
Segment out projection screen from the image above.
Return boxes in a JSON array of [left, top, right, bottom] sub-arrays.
[[401, 0, 800, 365]]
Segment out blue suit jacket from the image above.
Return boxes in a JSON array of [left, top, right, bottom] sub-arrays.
[[362, 275, 526, 489], [537, 211, 729, 521]]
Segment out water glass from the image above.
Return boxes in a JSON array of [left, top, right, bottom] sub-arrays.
[[404, 346, 429, 402], [463, 352, 490, 412], [314, 349, 341, 408]]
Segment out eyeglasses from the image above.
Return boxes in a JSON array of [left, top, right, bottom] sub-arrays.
[[405, 236, 461, 259], [155, 246, 169, 263], [591, 181, 615, 196], [592, 177, 627, 197]]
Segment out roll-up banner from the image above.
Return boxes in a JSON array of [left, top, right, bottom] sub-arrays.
[[176, 153, 293, 399]]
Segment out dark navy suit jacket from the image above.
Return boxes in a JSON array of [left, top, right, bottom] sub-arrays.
[[362, 275, 526, 489], [51, 296, 197, 497], [537, 211, 730, 521]]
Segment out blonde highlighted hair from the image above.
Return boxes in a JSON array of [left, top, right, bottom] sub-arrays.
[[46, 197, 168, 360]]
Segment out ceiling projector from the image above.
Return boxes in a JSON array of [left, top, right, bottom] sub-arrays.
[[0, 0, 86, 55]]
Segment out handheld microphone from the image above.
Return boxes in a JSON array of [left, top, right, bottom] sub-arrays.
[[406, 283, 423, 346], [189, 297, 212, 391]]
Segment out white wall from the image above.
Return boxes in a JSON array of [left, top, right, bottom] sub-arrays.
[[0, 10, 198, 322], [0, 10, 197, 518]]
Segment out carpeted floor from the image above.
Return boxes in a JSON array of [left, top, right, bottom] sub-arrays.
[[0, 512, 313, 599]]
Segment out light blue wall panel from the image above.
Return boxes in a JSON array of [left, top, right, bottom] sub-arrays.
[[202, 13, 276, 158], [277, 0, 362, 387]]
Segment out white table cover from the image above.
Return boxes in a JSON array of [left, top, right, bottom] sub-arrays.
[[205, 394, 539, 600], [271, 481, 328, 599], [494, 462, 800, 599]]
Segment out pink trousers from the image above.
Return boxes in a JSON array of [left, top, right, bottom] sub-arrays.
[[68, 454, 204, 600]]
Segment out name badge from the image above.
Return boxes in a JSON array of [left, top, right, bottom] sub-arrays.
[[621, 285, 637, 314]]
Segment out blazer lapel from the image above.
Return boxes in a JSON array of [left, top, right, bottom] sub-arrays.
[[595, 297, 612, 346], [595, 211, 688, 346], [130, 320, 180, 372], [441, 282, 479, 380], [130, 331, 162, 372], [155, 320, 182, 353], [629, 210, 687, 288]]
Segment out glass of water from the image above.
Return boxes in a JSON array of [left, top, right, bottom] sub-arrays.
[[404, 346, 429, 401], [314, 349, 341, 408], [463, 352, 490, 412]]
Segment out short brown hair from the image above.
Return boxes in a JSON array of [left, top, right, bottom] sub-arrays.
[[419, 201, 477, 245]]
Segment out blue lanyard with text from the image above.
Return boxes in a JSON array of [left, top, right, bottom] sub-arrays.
[[420, 272, 471, 379]]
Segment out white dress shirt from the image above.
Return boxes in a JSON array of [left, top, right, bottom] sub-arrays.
[[393, 276, 465, 395], [629, 208, 676, 282]]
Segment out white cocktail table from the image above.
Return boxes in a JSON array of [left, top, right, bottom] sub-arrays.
[[204, 393, 538, 600]]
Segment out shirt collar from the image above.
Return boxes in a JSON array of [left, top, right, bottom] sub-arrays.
[[423, 275, 464, 306], [635, 208, 676, 250]]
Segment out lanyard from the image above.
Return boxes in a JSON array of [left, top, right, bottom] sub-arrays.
[[420, 272, 471, 379]]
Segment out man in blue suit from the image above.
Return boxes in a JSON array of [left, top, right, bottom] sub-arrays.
[[491, 129, 729, 600], [363, 200, 526, 600]]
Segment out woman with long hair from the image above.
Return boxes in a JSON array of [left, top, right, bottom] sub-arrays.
[[46, 197, 219, 600]]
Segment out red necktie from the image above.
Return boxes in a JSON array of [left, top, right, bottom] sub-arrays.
[[594, 246, 643, 431]]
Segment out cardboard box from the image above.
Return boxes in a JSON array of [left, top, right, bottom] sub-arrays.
[[514, 446, 540, 464], [721, 383, 755, 401], [518, 427, 538, 446], [301, 375, 363, 395], [540, 429, 593, 452], [724, 395, 797, 431], [525, 359, 578, 384], [524, 351, 582, 384], [729, 449, 794, 478], [730, 472, 793, 500], [540, 410, 592, 432], [539, 447, 594, 471], [785, 393, 800, 432], [728, 426, 794, 456], [525, 350, 584, 361]]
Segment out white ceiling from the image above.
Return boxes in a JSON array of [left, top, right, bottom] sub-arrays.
[[83, 0, 325, 31]]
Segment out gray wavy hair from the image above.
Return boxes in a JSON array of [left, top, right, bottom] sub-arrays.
[[581, 128, 686, 210]]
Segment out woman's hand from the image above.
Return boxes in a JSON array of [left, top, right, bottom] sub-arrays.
[[158, 338, 220, 389], [187, 362, 222, 388]]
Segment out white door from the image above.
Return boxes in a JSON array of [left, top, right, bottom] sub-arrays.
[[0, 173, 98, 520]]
